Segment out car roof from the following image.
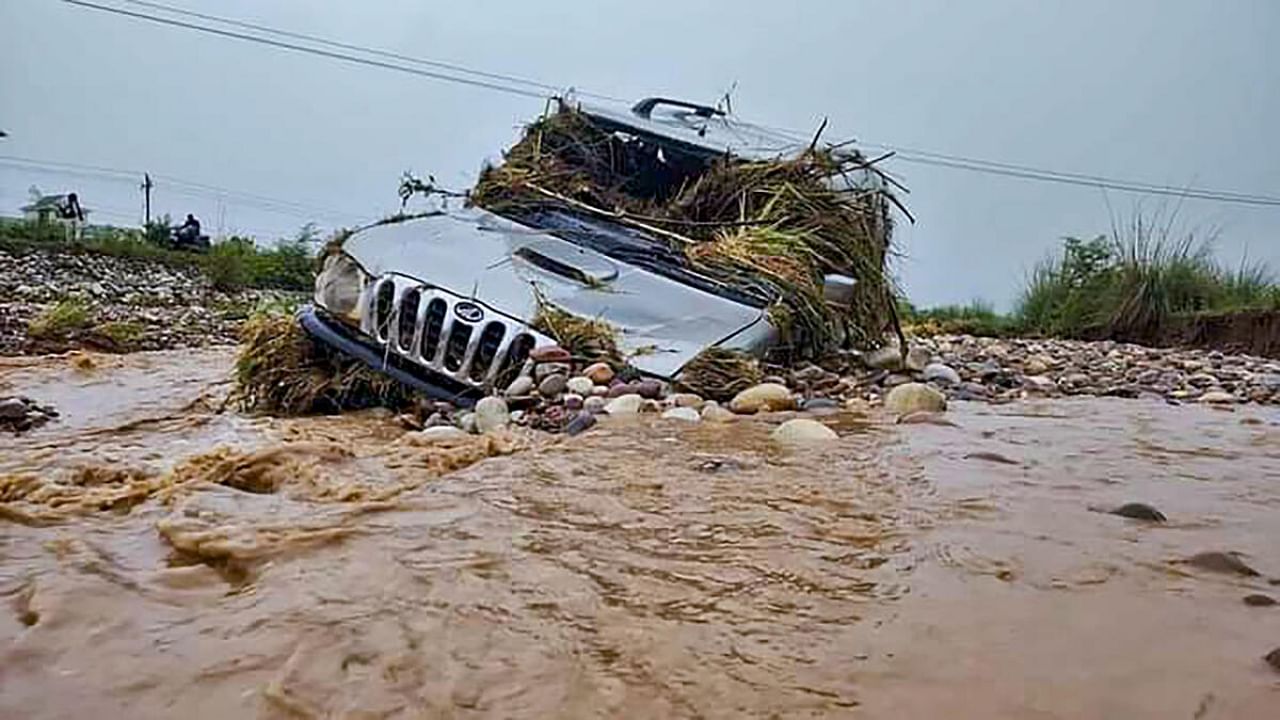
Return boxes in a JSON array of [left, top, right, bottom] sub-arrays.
[[574, 97, 806, 160]]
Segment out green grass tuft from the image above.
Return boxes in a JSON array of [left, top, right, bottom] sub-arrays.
[[28, 299, 94, 339], [97, 320, 146, 348]]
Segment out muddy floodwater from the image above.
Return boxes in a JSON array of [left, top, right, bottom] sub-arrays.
[[2, 349, 1279, 718]]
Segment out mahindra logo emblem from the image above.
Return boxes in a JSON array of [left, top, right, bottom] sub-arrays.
[[453, 302, 484, 323]]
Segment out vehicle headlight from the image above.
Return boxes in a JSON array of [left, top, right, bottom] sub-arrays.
[[314, 252, 369, 325]]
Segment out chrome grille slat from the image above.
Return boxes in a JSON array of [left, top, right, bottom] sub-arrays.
[[409, 290, 432, 361], [455, 324, 484, 379], [484, 331, 519, 383], [359, 274, 550, 391], [431, 315, 454, 368]]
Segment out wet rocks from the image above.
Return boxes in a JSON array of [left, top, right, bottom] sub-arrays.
[[604, 394, 644, 415], [729, 383, 795, 414], [537, 373, 568, 397], [1198, 390, 1237, 405], [771, 418, 838, 444], [884, 383, 947, 415], [1243, 594, 1277, 607], [1108, 502, 1166, 522], [1022, 356, 1049, 376], [905, 346, 931, 372], [800, 397, 840, 412], [504, 376, 535, 398], [564, 411, 597, 436], [0, 396, 58, 433], [922, 363, 961, 386], [0, 397, 27, 419], [608, 382, 638, 398], [670, 393, 704, 409], [582, 362, 615, 385], [473, 396, 510, 434], [1186, 372, 1219, 388], [396, 413, 424, 430], [661, 407, 701, 423], [636, 379, 664, 400], [1185, 551, 1261, 577], [897, 411, 958, 427], [454, 324, 1280, 442], [848, 335, 1280, 408], [534, 363, 571, 384], [529, 345, 571, 363], [883, 373, 912, 388], [701, 403, 736, 423], [1267, 648, 1280, 672], [566, 376, 594, 396], [1023, 375, 1057, 393], [864, 346, 904, 371], [420, 426, 470, 442], [964, 451, 1019, 465]]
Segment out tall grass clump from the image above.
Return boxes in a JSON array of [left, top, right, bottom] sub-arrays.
[[1017, 208, 1278, 339]]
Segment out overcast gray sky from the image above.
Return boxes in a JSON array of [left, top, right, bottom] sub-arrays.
[[3, 0, 1277, 309]]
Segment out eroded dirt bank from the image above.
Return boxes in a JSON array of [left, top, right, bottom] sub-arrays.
[[2, 349, 1279, 718]]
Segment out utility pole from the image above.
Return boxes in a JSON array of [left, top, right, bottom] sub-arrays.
[[141, 173, 153, 225]]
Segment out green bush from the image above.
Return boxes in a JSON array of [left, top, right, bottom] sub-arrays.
[[203, 237, 256, 292], [202, 232, 317, 292], [255, 236, 316, 290], [0, 216, 65, 247], [1017, 211, 1279, 338]]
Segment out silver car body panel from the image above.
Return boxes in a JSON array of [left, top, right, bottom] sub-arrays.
[[342, 208, 775, 380], [576, 100, 803, 160]]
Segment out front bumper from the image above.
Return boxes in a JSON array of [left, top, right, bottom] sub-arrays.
[[297, 305, 481, 408]]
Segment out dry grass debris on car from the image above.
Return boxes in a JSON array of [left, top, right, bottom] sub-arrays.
[[232, 311, 417, 416], [675, 347, 766, 401], [471, 105, 900, 356], [530, 297, 624, 368]]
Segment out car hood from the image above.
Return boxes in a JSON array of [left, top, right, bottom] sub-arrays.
[[341, 209, 771, 378]]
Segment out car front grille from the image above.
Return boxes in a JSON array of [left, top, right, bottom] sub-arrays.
[[365, 274, 544, 390]]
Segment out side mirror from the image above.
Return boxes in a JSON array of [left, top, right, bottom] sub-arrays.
[[822, 274, 857, 305]]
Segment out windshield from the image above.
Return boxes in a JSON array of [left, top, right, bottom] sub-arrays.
[[508, 208, 771, 309]]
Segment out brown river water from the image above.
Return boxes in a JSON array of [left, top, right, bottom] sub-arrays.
[[2, 348, 1278, 718]]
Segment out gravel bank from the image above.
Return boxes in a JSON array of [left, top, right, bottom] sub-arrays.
[[0, 247, 305, 354]]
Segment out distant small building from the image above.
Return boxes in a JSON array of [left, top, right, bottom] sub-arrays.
[[21, 194, 91, 224]]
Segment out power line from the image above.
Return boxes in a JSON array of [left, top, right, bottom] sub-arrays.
[[0, 155, 369, 222], [57, 0, 1280, 210], [62, 0, 550, 100], [758, 123, 1280, 207], [870, 145, 1280, 205], [116, 0, 626, 104], [886, 153, 1280, 207]]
